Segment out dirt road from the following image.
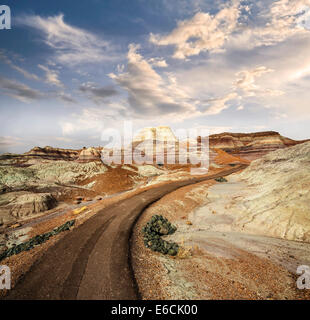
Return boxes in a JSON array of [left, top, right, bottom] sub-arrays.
[[5, 165, 246, 300]]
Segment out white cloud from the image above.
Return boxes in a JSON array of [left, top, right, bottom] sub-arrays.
[[229, 0, 310, 49], [108, 44, 267, 121], [150, 0, 241, 59], [204, 92, 238, 115], [289, 64, 310, 80], [38, 64, 63, 87], [60, 103, 128, 136], [10, 64, 39, 81], [17, 14, 112, 66], [0, 136, 22, 147], [151, 0, 310, 58], [109, 44, 197, 119], [61, 122, 76, 135], [234, 66, 284, 97], [0, 136, 24, 153], [148, 58, 168, 68]]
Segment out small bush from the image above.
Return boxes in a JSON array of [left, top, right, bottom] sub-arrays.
[[142, 215, 179, 256], [215, 177, 227, 183]]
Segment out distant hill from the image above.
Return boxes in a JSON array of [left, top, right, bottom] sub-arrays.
[[208, 131, 309, 160]]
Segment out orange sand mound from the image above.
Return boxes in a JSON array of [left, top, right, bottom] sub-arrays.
[[214, 148, 250, 165], [78, 165, 144, 195]]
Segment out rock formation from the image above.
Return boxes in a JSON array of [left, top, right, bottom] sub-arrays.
[[237, 141, 310, 241], [209, 131, 308, 160], [0, 192, 57, 225], [131, 127, 308, 165], [0, 160, 108, 191], [0, 146, 80, 166], [133, 126, 177, 145], [190, 141, 310, 242], [106, 126, 255, 166], [24, 146, 80, 161], [77, 147, 102, 162], [131, 127, 214, 165]]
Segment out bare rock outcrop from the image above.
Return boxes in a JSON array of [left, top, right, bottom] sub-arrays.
[[0, 161, 108, 191], [78, 147, 102, 162], [24, 146, 80, 161], [190, 141, 310, 242], [236, 141, 310, 241], [10, 193, 57, 218], [0, 192, 57, 225], [133, 126, 177, 145], [0, 146, 80, 167], [209, 131, 308, 160]]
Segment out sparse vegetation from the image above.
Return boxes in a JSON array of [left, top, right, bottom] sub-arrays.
[[0, 220, 75, 262], [142, 215, 179, 256], [215, 177, 228, 183]]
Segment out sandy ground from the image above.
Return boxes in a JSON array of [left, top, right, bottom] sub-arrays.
[[131, 175, 310, 300]]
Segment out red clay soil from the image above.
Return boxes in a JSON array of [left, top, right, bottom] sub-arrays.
[[56, 166, 143, 204], [78, 166, 143, 195], [214, 148, 250, 165]]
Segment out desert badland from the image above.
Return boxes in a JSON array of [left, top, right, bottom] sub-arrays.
[[0, 127, 309, 300], [1, 0, 310, 302]]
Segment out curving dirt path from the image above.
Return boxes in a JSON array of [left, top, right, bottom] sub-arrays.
[[5, 165, 246, 300]]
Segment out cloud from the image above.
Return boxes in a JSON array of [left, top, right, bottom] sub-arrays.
[[0, 136, 22, 147], [9, 64, 39, 81], [204, 92, 239, 115], [108, 44, 245, 121], [201, 66, 284, 115], [79, 82, 118, 104], [228, 0, 310, 49], [234, 66, 284, 97], [150, 0, 241, 59], [0, 136, 23, 153], [60, 104, 128, 136], [148, 58, 168, 68], [61, 122, 76, 135], [151, 0, 310, 58], [109, 44, 197, 118], [0, 50, 39, 81], [57, 92, 77, 104], [0, 75, 42, 102], [38, 64, 63, 87], [16, 14, 112, 65]]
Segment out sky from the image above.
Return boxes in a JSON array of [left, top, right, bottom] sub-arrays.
[[1, 0, 310, 153]]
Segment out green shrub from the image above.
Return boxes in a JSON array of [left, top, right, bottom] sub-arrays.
[[142, 215, 179, 256], [0, 219, 75, 262]]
